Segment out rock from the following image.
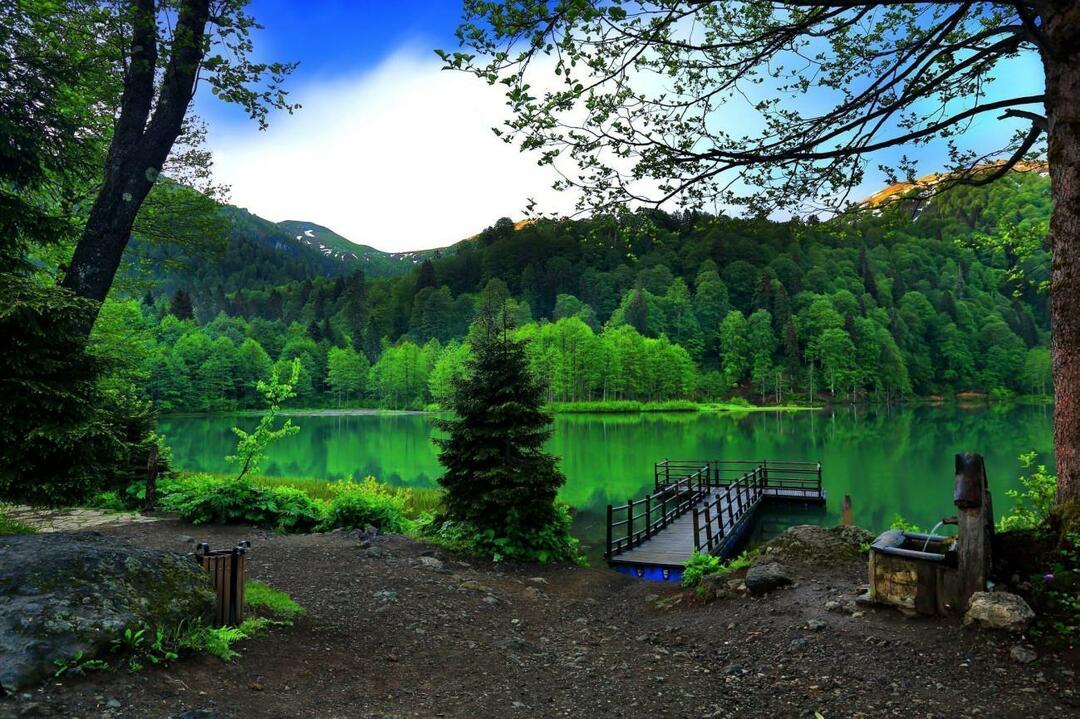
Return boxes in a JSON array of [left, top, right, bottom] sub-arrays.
[[0, 533, 214, 691], [373, 590, 398, 601], [522, 587, 544, 601], [1010, 645, 1038, 664], [806, 619, 826, 631], [417, 556, 444, 571], [754, 525, 874, 567], [696, 574, 733, 601], [963, 592, 1035, 633], [106, 698, 121, 709], [824, 600, 843, 613], [527, 577, 549, 585], [744, 563, 793, 596], [459, 580, 493, 593], [176, 535, 194, 545]]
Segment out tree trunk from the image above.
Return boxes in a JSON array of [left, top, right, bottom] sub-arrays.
[[60, 0, 211, 334], [1043, 9, 1080, 514]]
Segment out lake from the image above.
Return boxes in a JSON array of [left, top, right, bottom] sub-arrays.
[[160, 404, 1053, 562]]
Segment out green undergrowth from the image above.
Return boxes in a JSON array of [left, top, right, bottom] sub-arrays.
[[53, 580, 301, 676], [0, 505, 37, 535], [91, 472, 442, 535], [420, 504, 584, 565], [682, 550, 755, 596]]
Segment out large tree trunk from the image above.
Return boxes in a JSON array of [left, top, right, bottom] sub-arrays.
[[1043, 4, 1080, 514], [60, 0, 210, 333]]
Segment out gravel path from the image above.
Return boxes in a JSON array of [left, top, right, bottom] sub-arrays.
[[2, 518, 1076, 719]]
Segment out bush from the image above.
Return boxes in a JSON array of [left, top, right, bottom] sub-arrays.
[[266, 486, 325, 533], [428, 503, 582, 564], [682, 550, 754, 590], [245, 579, 304, 620], [324, 477, 411, 533], [998, 452, 1057, 532], [0, 276, 163, 507]]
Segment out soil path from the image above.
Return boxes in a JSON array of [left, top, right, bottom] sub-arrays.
[[2, 519, 1076, 719]]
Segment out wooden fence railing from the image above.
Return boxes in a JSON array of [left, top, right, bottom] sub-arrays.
[[606, 465, 709, 559], [606, 459, 824, 561], [691, 467, 765, 554]]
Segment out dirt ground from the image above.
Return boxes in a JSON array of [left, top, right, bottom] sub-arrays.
[[2, 518, 1077, 719]]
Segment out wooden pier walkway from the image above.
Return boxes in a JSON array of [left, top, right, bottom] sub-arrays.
[[605, 460, 825, 579]]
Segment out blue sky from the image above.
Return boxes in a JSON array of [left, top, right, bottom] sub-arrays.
[[197, 3, 1046, 252]]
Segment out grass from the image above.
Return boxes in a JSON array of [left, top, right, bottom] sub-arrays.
[[546, 398, 817, 414], [0, 505, 36, 535], [246, 580, 304, 619]]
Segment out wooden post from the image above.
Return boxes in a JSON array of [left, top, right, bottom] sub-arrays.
[[954, 452, 993, 610], [605, 505, 613, 559], [644, 495, 652, 539], [692, 508, 701, 552], [704, 503, 714, 550], [761, 460, 768, 488], [626, 499, 634, 548], [841, 495, 853, 526], [665, 459, 670, 485], [144, 443, 159, 511]]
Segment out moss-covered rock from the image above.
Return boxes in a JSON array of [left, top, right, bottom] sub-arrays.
[[0, 532, 214, 691], [753, 524, 873, 568]]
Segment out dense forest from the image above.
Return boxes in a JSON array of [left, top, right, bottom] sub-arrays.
[[115, 171, 1052, 412]]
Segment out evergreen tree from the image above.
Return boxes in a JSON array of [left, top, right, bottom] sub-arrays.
[[436, 310, 568, 543], [625, 288, 649, 334], [170, 288, 194, 320]]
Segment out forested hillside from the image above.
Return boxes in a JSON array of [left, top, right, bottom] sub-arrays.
[[119, 171, 1052, 412]]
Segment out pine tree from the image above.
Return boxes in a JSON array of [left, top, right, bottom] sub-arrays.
[[435, 309, 570, 548], [169, 289, 194, 320]]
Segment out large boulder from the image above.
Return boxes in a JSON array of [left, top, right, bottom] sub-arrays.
[[963, 591, 1035, 633], [744, 562, 793, 596], [0, 532, 215, 692], [754, 525, 873, 568]]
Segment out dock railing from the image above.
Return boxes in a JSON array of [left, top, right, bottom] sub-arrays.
[[606, 464, 709, 559], [608, 459, 823, 562]]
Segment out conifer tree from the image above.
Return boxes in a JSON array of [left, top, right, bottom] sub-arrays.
[[436, 308, 567, 541]]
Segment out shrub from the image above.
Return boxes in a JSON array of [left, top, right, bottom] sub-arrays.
[[267, 486, 325, 533], [889, 514, 922, 533], [324, 477, 411, 533], [429, 503, 582, 564], [682, 550, 754, 590], [998, 452, 1057, 532], [159, 474, 270, 525]]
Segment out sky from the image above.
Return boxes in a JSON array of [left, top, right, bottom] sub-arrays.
[[197, 1, 1045, 253]]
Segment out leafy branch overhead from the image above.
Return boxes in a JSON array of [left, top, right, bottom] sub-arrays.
[[441, 1, 1049, 214]]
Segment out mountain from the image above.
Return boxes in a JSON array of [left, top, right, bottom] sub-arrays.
[[276, 220, 449, 278]]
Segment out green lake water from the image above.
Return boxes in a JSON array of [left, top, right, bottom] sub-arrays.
[[160, 405, 1053, 562]]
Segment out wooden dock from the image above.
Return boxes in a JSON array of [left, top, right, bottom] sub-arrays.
[[605, 460, 825, 580]]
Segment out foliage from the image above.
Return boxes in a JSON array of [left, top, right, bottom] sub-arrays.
[[245, 580, 304, 620], [323, 477, 412, 533], [0, 509, 37, 536], [127, 174, 1052, 417], [889, 514, 923, 533], [0, 276, 160, 507], [157, 472, 421, 535], [428, 503, 582, 564], [682, 550, 754, 591], [227, 359, 301, 481], [1037, 533, 1080, 639], [998, 452, 1058, 532], [435, 309, 579, 563]]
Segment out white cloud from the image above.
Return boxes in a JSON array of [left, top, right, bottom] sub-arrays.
[[207, 46, 577, 252]]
